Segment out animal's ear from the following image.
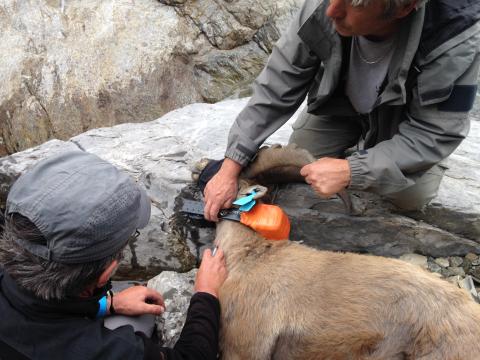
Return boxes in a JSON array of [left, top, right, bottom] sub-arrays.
[[191, 158, 224, 193], [237, 184, 268, 200]]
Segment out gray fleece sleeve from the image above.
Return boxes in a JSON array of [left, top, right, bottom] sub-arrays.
[[224, 2, 322, 166]]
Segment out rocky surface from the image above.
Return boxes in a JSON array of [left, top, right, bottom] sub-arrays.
[[147, 269, 197, 347], [1, 96, 479, 345], [0, 0, 301, 154], [1, 97, 479, 279]]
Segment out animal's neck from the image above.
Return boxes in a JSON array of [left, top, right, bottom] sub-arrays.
[[214, 220, 274, 272]]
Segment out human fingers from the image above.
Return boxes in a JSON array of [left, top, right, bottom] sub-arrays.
[[204, 248, 228, 280], [212, 247, 225, 261], [304, 174, 313, 185], [222, 197, 234, 210], [204, 174, 233, 222], [205, 200, 220, 222], [300, 164, 310, 178], [144, 288, 165, 309], [204, 168, 239, 220], [132, 301, 165, 316], [203, 248, 212, 258], [203, 247, 225, 265], [195, 248, 228, 297], [112, 286, 161, 316], [204, 182, 219, 222]]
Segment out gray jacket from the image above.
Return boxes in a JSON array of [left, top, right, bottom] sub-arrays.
[[225, 0, 480, 195]]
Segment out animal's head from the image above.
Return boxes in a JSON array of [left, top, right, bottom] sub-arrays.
[[189, 145, 325, 256]]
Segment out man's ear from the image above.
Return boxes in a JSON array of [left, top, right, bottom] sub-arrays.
[[96, 260, 119, 288], [394, 0, 417, 19]]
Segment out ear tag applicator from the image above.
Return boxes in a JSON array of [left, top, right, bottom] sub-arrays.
[[233, 190, 257, 212]]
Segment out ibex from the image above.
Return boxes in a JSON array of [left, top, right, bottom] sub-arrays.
[[194, 144, 480, 360]]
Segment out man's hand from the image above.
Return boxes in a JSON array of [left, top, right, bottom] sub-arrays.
[[194, 248, 228, 298], [300, 158, 351, 198], [111, 286, 166, 316], [204, 158, 242, 221]]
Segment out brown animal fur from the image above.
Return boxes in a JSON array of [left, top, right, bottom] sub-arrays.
[[208, 144, 480, 360]]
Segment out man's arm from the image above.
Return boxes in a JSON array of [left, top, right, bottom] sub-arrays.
[[347, 36, 480, 195], [204, 2, 323, 220], [140, 249, 227, 360], [225, 3, 322, 167], [139, 292, 220, 360]]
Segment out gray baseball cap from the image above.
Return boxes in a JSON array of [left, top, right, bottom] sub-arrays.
[[6, 150, 151, 264]]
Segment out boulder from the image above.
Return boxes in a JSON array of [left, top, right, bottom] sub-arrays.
[[0, 0, 301, 154], [147, 269, 197, 347], [0, 98, 479, 279]]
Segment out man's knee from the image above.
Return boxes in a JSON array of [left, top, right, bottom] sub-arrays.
[[288, 110, 361, 159], [383, 165, 446, 211]]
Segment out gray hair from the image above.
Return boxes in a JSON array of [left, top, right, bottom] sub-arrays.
[[0, 213, 124, 301], [350, 0, 429, 17]]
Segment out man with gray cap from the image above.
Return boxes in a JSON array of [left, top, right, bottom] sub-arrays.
[[0, 150, 227, 360]]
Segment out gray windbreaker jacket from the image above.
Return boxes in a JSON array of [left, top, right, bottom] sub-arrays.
[[225, 0, 480, 195]]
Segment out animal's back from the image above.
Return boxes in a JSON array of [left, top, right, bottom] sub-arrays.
[[219, 242, 480, 360]]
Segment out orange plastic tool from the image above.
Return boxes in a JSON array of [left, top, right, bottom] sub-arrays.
[[180, 199, 291, 240], [240, 203, 290, 240]]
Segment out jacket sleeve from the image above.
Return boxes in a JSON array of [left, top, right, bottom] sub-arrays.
[[225, 2, 322, 166], [347, 31, 480, 195], [140, 292, 220, 360]]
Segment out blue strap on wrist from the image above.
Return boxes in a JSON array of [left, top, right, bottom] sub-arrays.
[[96, 295, 108, 318]]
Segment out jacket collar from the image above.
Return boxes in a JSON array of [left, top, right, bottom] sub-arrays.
[[420, 0, 480, 58], [297, 0, 335, 61], [297, 1, 426, 107], [0, 269, 108, 320], [378, 6, 425, 106]]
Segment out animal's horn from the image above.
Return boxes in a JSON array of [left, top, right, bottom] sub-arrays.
[[242, 144, 354, 215], [241, 144, 316, 179]]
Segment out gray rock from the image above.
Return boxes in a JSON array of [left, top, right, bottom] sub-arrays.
[[283, 196, 480, 258], [460, 276, 480, 303], [446, 275, 479, 303], [447, 267, 466, 277], [147, 269, 196, 346], [449, 256, 464, 267], [399, 254, 428, 269], [1, 98, 480, 279], [427, 261, 443, 274], [447, 275, 464, 286], [435, 258, 450, 268], [466, 253, 479, 262], [470, 266, 480, 280], [0, 0, 301, 153]]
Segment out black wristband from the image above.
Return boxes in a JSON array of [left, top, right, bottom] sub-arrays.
[[108, 290, 116, 315]]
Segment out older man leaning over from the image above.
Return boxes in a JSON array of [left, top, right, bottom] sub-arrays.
[[0, 151, 227, 360], [203, 0, 480, 220]]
